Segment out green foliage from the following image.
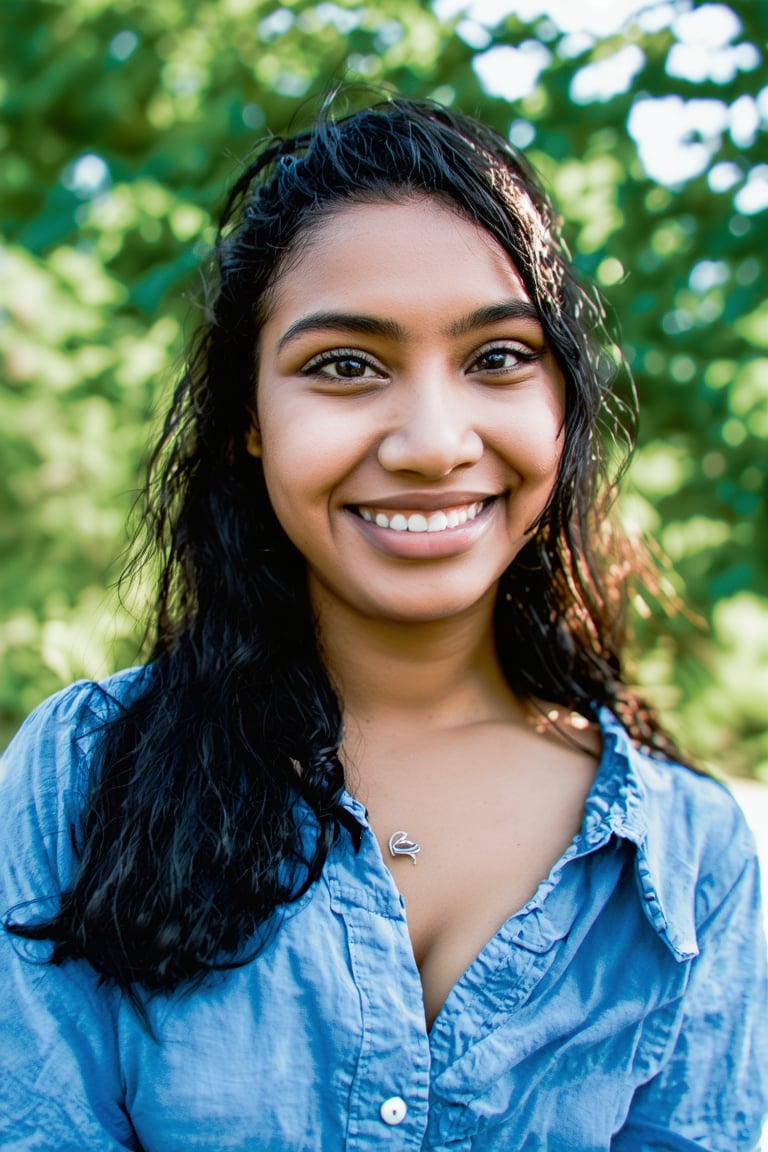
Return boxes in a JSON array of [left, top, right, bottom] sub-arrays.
[[1, 0, 766, 775]]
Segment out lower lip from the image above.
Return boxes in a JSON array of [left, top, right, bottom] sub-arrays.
[[347, 501, 497, 559]]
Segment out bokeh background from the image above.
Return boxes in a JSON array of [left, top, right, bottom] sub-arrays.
[[1, 0, 767, 780]]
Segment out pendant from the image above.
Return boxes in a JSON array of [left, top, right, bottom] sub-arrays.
[[388, 830, 421, 864]]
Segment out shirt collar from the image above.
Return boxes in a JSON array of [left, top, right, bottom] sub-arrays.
[[592, 709, 700, 962], [337, 709, 701, 963]]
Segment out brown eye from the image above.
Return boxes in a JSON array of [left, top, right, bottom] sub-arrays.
[[477, 350, 510, 371], [333, 357, 369, 378], [301, 349, 384, 381], [470, 344, 540, 374]]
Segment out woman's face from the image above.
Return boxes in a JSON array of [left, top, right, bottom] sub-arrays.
[[249, 197, 565, 627]]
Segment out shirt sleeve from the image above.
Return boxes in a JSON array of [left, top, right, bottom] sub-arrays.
[[0, 683, 142, 1152], [613, 820, 768, 1152]]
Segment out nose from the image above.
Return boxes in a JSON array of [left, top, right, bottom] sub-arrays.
[[377, 378, 483, 478]]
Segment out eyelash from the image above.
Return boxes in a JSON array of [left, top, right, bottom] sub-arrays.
[[300, 341, 543, 381], [469, 344, 543, 373], [301, 349, 383, 380]]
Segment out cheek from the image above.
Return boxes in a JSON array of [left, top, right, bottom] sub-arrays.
[[257, 393, 371, 487], [509, 398, 566, 481], [258, 456, 318, 560], [546, 421, 567, 475], [256, 408, 346, 538]]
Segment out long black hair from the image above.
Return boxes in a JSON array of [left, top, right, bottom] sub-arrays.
[[9, 93, 680, 996]]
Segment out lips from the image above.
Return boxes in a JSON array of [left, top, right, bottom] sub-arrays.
[[354, 500, 489, 534]]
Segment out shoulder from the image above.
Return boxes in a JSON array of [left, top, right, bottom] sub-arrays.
[[0, 667, 153, 899], [1, 666, 152, 790], [635, 748, 753, 883], [598, 710, 759, 957]]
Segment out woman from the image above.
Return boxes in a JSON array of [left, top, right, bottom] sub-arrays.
[[1, 95, 766, 1151]]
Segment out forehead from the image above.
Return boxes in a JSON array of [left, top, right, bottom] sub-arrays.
[[263, 198, 532, 328]]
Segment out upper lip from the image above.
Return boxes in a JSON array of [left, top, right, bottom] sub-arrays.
[[351, 492, 499, 511]]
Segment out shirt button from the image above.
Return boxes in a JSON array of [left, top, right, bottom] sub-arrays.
[[380, 1096, 408, 1125]]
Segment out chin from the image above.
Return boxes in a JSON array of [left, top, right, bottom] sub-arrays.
[[364, 588, 498, 627]]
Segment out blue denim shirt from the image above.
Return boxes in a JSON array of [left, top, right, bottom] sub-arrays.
[[1, 669, 766, 1151]]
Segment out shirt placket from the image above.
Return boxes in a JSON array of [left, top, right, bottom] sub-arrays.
[[327, 836, 432, 1150]]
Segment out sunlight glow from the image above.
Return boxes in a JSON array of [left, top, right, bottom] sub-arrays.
[[570, 45, 645, 104], [472, 40, 552, 101]]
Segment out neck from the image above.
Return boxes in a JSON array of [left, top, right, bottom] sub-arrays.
[[311, 582, 523, 734]]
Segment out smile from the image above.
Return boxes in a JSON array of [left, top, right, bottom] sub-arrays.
[[355, 501, 488, 534]]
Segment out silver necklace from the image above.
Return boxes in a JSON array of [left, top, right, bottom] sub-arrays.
[[388, 829, 421, 864]]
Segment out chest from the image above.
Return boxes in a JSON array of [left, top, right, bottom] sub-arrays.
[[122, 842, 686, 1152], [356, 730, 599, 1027]]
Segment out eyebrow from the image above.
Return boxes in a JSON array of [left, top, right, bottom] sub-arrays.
[[277, 312, 407, 351], [446, 300, 542, 336], [276, 299, 543, 351]]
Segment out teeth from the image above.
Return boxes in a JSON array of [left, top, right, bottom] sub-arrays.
[[427, 512, 448, 533], [357, 502, 485, 533]]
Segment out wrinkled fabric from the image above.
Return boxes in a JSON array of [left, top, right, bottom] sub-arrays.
[[1, 668, 766, 1152]]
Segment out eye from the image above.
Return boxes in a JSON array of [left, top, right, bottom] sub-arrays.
[[301, 349, 385, 381], [469, 343, 542, 375]]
